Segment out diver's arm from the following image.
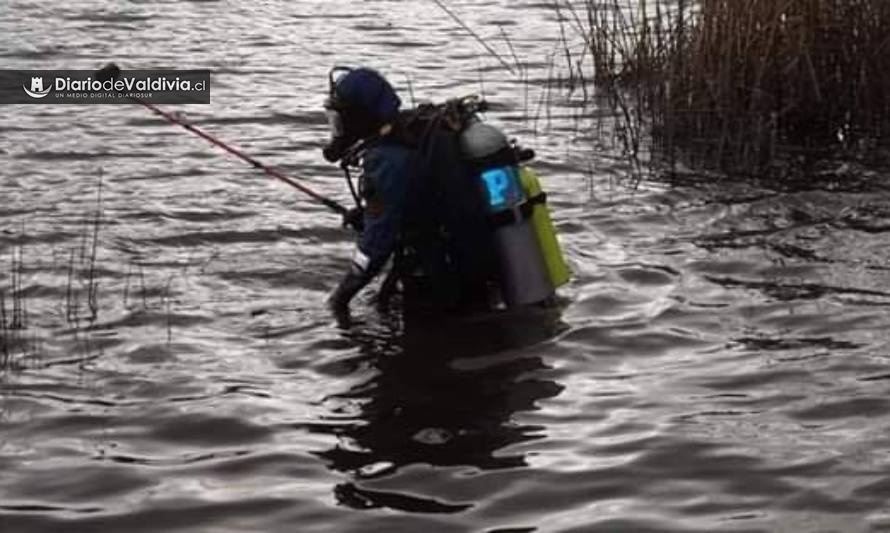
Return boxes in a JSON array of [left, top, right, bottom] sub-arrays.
[[327, 150, 403, 313], [327, 250, 375, 313], [326, 215, 398, 313]]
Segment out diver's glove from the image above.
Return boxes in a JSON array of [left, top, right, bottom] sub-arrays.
[[342, 207, 365, 232]]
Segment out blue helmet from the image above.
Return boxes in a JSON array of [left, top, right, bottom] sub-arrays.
[[322, 67, 402, 162], [329, 67, 401, 123]]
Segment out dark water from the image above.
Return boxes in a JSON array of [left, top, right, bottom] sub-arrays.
[[3, 1, 890, 532]]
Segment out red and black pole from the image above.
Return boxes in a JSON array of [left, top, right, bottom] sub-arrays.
[[95, 63, 348, 216]]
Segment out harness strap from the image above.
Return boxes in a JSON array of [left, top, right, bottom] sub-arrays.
[[487, 191, 548, 228], [527, 191, 547, 205], [488, 200, 534, 228]]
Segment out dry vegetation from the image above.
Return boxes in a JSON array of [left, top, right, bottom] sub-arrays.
[[0, 247, 28, 369], [1, 173, 105, 370], [581, 0, 890, 175]]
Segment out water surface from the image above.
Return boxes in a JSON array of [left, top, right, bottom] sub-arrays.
[[3, 1, 890, 531]]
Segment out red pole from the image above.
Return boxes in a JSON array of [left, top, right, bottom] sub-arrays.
[[134, 99, 347, 215]]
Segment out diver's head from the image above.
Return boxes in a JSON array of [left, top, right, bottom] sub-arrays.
[[322, 66, 401, 163]]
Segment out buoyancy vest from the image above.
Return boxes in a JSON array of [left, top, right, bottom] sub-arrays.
[[390, 103, 501, 309]]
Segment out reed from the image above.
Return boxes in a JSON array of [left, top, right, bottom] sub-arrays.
[[65, 170, 105, 330], [1, 171, 108, 371], [583, 0, 890, 175], [1, 245, 29, 370], [1, 290, 9, 368]]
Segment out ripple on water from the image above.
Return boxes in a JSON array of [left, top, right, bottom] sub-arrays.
[[4, 0, 890, 531]]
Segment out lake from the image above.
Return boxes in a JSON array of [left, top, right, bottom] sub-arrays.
[[2, 1, 890, 531]]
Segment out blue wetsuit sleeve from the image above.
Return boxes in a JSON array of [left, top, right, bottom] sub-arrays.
[[355, 146, 411, 277]]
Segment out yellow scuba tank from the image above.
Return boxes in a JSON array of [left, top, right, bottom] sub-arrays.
[[518, 166, 571, 288]]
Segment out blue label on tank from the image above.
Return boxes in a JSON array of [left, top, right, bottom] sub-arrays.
[[481, 166, 522, 211]]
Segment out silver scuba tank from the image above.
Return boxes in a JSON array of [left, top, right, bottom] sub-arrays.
[[459, 122, 554, 307]]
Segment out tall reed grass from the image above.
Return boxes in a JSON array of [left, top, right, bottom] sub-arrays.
[[1, 172, 106, 371], [583, 0, 890, 175], [1, 245, 30, 369]]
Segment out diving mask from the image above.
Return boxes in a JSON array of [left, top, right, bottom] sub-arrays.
[[324, 102, 345, 138], [322, 100, 352, 163]]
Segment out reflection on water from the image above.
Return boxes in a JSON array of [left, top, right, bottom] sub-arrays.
[[308, 311, 566, 514], [3, 0, 890, 532]]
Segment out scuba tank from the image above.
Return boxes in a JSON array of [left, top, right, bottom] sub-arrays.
[[518, 167, 571, 288], [459, 121, 555, 307], [342, 93, 568, 312]]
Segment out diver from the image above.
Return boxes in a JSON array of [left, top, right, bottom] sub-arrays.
[[322, 66, 497, 317], [321, 66, 412, 316], [321, 66, 570, 318]]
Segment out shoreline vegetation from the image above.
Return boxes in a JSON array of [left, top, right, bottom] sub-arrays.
[[2, 171, 105, 370], [0, 167, 194, 372], [574, 0, 890, 178]]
